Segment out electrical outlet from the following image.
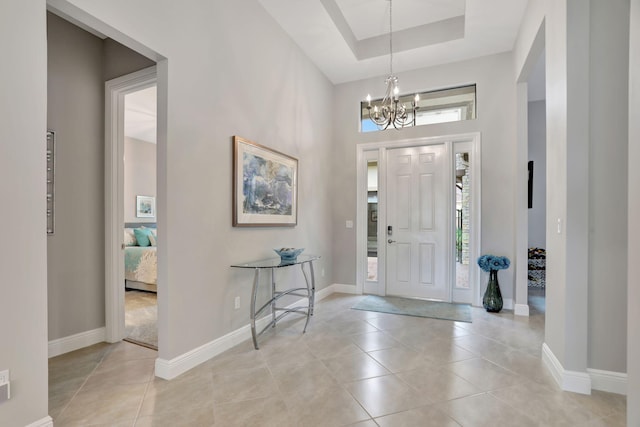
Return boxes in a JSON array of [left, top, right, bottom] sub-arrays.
[[234, 296, 240, 310], [0, 370, 9, 402], [321, 268, 325, 277], [0, 370, 8, 386], [0, 383, 9, 402]]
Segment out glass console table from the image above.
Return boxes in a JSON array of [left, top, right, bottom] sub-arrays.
[[231, 254, 320, 349]]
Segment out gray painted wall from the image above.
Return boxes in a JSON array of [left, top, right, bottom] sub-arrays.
[[47, 12, 106, 341], [47, 13, 155, 342], [104, 38, 155, 82], [515, 0, 630, 379], [124, 137, 157, 223], [528, 100, 546, 249], [57, 0, 335, 361], [627, 1, 639, 422], [2, 1, 636, 424], [588, 0, 629, 373], [331, 52, 518, 305], [0, 1, 49, 425]]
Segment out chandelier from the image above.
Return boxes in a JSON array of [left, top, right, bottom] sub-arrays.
[[365, 0, 419, 130]]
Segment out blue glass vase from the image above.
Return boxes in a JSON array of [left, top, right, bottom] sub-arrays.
[[483, 270, 503, 313]]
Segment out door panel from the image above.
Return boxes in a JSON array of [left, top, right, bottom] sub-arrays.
[[386, 144, 450, 300]]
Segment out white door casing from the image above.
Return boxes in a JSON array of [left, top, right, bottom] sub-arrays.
[[386, 143, 451, 301], [105, 66, 157, 343]]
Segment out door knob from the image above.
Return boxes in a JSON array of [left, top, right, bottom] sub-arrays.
[[388, 239, 396, 244]]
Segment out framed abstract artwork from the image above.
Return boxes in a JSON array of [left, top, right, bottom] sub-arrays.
[[233, 136, 298, 227]]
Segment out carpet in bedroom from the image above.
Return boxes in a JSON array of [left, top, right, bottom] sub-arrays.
[[125, 290, 157, 349]]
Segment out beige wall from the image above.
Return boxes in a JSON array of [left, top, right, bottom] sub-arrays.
[[124, 137, 157, 223]]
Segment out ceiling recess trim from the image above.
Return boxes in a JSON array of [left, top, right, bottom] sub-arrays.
[[320, 0, 465, 61]]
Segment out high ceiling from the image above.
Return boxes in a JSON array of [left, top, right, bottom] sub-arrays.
[[125, 86, 157, 144], [121, 1, 535, 139], [258, 0, 530, 84]]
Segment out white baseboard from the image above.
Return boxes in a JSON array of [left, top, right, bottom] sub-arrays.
[[48, 327, 106, 358], [542, 343, 592, 394], [363, 282, 377, 294], [155, 319, 261, 380], [155, 284, 340, 380], [26, 416, 53, 427], [514, 303, 530, 316], [330, 283, 358, 294], [502, 298, 514, 310], [588, 368, 627, 395]]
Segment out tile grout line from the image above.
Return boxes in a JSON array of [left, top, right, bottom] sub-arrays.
[[132, 372, 154, 425], [53, 346, 113, 422]]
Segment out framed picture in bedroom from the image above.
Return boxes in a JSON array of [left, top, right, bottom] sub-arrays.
[[136, 195, 156, 218], [233, 136, 298, 227]]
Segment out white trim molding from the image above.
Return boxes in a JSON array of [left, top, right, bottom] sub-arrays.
[[588, 368, 627, 395], [514, 303, 530, 316], [355, 133, 481, 305], [25, 416, 53, 427], [155, 320, 263, 380], [542, 343, 592, 394], [501, 298, 514, 311], [155, 284, 345, 380], [104, 66, 157, 344], [329, 283, 359, 295], [48, 327, 106, 358]]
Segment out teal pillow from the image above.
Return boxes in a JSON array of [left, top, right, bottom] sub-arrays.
[[134, 228, 153, 247]]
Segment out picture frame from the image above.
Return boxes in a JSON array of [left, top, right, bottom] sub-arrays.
[[136, 195, 156, 218], [233, 136, 298, 227]]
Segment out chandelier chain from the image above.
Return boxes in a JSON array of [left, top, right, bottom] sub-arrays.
[[389, 0, 393, 76], [364, 0, 419, 130]]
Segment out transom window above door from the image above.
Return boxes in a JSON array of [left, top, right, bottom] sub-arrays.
[[361, 84, 477, 132]]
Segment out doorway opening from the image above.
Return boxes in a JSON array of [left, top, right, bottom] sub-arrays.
[[356, 134, 481, 304], [526, 49, 547, 315], [105, 66, 158, 349], [122, 84, 158, 349]]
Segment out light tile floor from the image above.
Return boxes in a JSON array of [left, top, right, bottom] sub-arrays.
[[49, 292, 626, 426]]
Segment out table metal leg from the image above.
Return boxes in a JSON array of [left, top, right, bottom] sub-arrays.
[[250, 268, 260, 349], [300, 261, 316, 333], [308, 261, 316, 316], [271, 268, 276, 328]]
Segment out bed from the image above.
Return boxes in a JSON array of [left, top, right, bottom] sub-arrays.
[[124, 224, 157, 292]]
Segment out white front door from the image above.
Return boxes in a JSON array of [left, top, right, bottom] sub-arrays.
[[386, 144, 450, 300]]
